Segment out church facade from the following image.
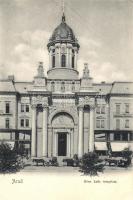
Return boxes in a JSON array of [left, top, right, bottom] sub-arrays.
[[0, 14, 133, 158]]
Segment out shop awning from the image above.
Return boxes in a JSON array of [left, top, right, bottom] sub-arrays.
[[95, 142, 108, 151], [111, 142, 133, 151]]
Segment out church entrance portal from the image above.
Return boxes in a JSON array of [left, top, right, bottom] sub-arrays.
[[58, 133, 67, 156], [51, 112, 75, 157]]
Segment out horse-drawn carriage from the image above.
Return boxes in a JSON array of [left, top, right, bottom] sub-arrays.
[[32, 157, 58, 166], [105, 156, 131, 167]]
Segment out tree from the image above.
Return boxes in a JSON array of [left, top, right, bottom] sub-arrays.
[[0, 142, 23, 173], [79, 152, 105, 176], [121, 148, 132, 167]]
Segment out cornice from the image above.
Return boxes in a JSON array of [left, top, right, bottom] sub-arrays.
[[52, 93, 76, 98], [0, 91, 18, 95], [0, 128, 31, 133]]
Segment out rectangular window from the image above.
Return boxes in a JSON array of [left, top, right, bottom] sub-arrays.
[[129, 133, 133, 141], [5, 103, 10, 114], [116, 104, 120, 114], [5, 118, 9, 128], [96, 106, 100, 114], [114, 133, 121, 141], [121, 133, 128, 141], [72, 82, 75, 92], [21, 104, 25, 112], [26, 105, 29, 112], [20, 119, 24, 127], [96, 120, 100, 128], [101, 120, 105, 128], [116, 119, 120, 129], [101, 106, 105, 114], [125, 119, 129, 128], [125, 104, 129, 113], [25, 119, 29, 127]]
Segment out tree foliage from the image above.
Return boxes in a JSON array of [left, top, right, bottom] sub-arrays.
[[79, 152, 105, 176], [121, 148, 132, 167], [0, 142, 23, 173]]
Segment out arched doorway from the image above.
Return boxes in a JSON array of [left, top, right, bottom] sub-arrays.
[[51, 112, 74, 157]]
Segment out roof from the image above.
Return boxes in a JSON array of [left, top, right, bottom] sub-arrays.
[[0, 80, 133, 95], [110, 82, 133, 94], [47, 14, 79, 48], [93, 82, 133, 95], [0, 80, 16, 92], [93, 83, 112, 95], [0, 80, 33, 94], [14, 82, 33, 93]]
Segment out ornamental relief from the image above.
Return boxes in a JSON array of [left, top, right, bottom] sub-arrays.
[[21, 97, 30, 104], [49, 106, 57, 114], [96, 116, 106, 119], [34, 78, 46, 86], [52, 114, 74, 127], [79, 96, 95, 107], [31, 96, 48, 106], [48, 105, 78, 125]]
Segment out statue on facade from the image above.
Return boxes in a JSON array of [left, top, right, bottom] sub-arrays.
[[83, 63, 90, 79], [37, 62, 45, 78]]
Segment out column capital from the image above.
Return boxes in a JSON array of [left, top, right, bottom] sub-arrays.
[[31, 104, 37, 109], [67, 43, 72, 48], [49, 46, 54, 50], [55, 43, 61, 48], [42, 104, 49, 109], [78, 105, 84, 111], [90, 105, 95, 110]]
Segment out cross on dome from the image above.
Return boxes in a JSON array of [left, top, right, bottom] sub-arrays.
[[83, 63, 90, 78], [62, 0, 65, 22]]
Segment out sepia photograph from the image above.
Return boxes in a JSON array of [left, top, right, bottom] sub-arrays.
[[0, 0, 133, 199]]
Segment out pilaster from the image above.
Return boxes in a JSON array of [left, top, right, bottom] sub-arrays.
[[78, 106, 84, 157], [31, 104, 37, 157], [89, 106, 95, 152]]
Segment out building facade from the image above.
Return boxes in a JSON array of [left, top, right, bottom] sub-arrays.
[[0, 14, 133, 158]]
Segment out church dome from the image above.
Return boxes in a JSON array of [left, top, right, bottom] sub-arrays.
[[47, 14, 79, 48]]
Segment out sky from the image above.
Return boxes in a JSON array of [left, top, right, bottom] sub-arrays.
[[0, 0, 133, 82]]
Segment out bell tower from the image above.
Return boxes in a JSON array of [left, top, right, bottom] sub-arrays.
[[47, 11, 80, 80]]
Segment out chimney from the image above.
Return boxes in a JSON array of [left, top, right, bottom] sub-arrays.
[[8, 75, 15, 82]]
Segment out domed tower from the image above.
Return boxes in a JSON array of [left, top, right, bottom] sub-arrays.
[[47, 13, 80, 80]]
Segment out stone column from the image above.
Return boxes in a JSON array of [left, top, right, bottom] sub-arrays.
[[59, 46, 61, 67], [71, 130, 74, 157], [78, 106, 84, 157], [49, 49, 52, 69], [53, 132, 57, 157], [31, 105, 37, 157], [74, 50, 78, 69], [66, 47, 69, 67], [42, 105, 48, 157], [67, 133, 71, 157], [89, 106, 95, 152], [69, 48, 72, 68]]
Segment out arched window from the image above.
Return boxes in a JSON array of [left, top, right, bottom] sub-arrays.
[[61, 82, 65, 92], [72, 82, 75, 92], [61, 54, 66, 67], [52, 56, 55, 68], [51, 82, 55, 92], [72, 56, 75, 68]]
